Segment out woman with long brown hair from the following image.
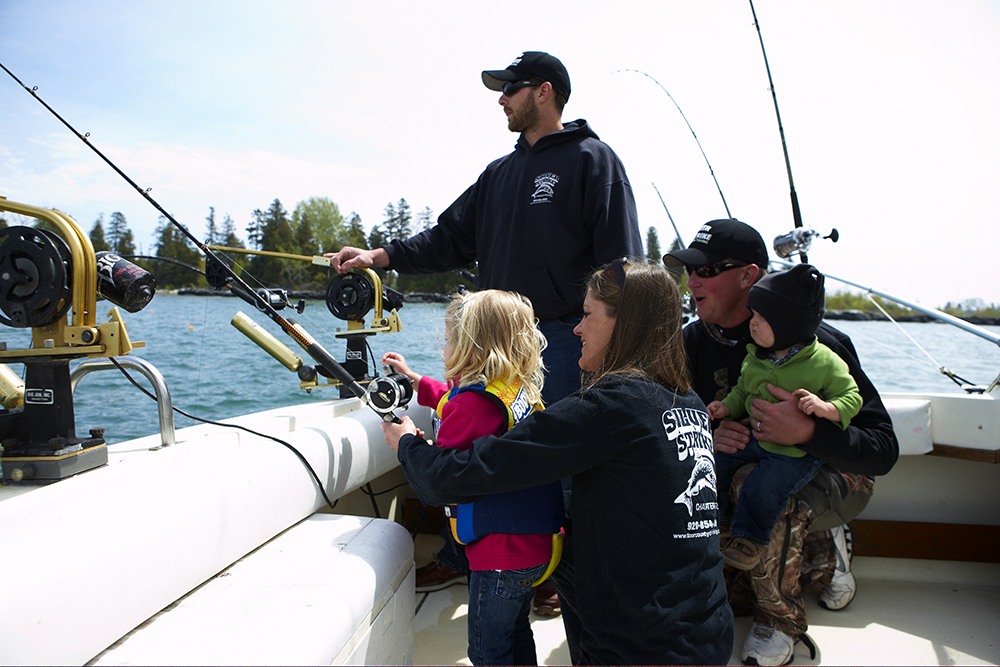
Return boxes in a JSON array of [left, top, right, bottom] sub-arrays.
[[384, 259, 733, 665]]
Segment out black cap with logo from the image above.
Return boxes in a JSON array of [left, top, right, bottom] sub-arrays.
[[662, 218, 769, 268], [482, 51, 571, 101]]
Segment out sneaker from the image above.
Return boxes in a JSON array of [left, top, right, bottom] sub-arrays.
[[723, 537, 766, 571], [414, 560, 466, 593], [532, 579, 561, 617], [741, 622, 794, 666], [820, 524, 856, 610]]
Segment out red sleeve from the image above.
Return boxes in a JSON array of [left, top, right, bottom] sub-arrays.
[[435, 391, 507, 451], [417, 376, 449, 409]]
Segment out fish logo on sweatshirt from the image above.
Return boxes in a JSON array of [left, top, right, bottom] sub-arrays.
[[530, 172, 559, 205], [674, 453, 717, 516]]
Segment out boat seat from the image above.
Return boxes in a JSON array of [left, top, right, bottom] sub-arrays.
[[884, 397, 933, 456], [91, 514, 415, 666], [884, 393, 1000, 463]]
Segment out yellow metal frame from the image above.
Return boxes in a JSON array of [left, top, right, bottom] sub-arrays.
[[0, 196, 141, 360]]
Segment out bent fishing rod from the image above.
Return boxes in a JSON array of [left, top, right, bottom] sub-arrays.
[[0, 61, 399, 423], [616, 68, 731, 218], [747, 0, 807, 261]]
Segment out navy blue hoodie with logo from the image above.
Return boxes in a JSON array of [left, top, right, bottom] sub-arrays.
[[384, 119, 642, 320]]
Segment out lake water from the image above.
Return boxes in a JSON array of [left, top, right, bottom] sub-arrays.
[[1, 294, 998, 444]]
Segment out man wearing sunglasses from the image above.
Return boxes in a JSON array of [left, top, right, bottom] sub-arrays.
[[329, 51, 642, 621], [665, 218, 898, 665]]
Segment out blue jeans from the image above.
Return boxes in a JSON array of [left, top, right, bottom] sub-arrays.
[[538, 317, 583, 406], [715, 438, 823, 545], [467, 563, 548, 665]]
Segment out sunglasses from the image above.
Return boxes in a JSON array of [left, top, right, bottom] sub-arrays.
[[501, 79, 542, 96], [605, 257, 629, 289], [685, 260, 748, 279]]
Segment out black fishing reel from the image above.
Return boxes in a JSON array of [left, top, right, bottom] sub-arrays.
[[0, 226, 73, 328], [325, 270, 404, 322], [365, 371, 414, 418]]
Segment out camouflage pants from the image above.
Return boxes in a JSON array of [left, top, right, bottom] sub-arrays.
[[724, 464, 874, 638]]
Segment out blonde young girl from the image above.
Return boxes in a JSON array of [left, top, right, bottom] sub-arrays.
[[383, 289, 564, 666]]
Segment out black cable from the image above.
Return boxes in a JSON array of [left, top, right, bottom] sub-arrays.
[[108, 356, 340, 510]]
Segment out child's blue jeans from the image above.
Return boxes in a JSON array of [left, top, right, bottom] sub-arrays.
[[467, 563, 548, 665], [716, 438, 823, 545]]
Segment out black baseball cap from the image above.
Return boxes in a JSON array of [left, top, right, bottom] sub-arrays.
[[482, 51, 571, 101], [662, 219, 769, 268]]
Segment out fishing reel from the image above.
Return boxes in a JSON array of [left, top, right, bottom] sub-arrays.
[[0, 197, 153, 483], [218, 245, 409, 411], [773, 227, 839, 259]]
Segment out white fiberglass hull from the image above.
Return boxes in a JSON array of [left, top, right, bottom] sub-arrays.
[[0, 398, 432, 666]]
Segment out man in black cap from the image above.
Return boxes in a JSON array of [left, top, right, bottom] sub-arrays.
[[329, 51, 642, 621], [665, 219, 898, 665]]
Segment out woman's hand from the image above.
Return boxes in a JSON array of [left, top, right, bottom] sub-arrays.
[[381, 415, 421, 453], [713, 418, 751, 454]]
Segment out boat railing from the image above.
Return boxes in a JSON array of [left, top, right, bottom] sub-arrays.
[[70, 356, 176, 448]]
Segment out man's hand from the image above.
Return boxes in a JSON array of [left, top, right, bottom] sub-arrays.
[[748, 383, 817, 446], [381, 415, 420, 453], [325, 246, 389, 273]]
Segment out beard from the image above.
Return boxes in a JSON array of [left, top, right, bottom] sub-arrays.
[[507, 95, 540, 133]]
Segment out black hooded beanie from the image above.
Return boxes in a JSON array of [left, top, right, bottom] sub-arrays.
[[748, 263, 825, 353]]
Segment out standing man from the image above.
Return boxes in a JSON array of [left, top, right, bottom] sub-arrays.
[[330, 51, 642, 620], [665, 218, 898, 665]]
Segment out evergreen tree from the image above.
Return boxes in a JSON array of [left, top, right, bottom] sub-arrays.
[[294, 211, 316, 255], [107, 212, 129, 252], [381, 198, 412, 241], [205, 207, 219, 245], [153, 215, 203, 287], [107, 212, 137, 256], [221, 214, 244, 248], [343, 213, 367, 248], [246, 209, 265, 250], [645, 226, 661, 263], [255, 198, 298, 286], [294, 211, 323, 289], [417, 206, 434, 231], [293, 197, 344, 253], [89, 215, 110, 252]]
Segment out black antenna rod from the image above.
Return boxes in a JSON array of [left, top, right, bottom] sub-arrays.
[[0, 61, 397, 422], [748, 0, 808, 260], [617, 68, 731, 218]]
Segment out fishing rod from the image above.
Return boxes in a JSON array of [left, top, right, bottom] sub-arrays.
[[617, 68, 731, 218], [652, 182, 686, 250], [0, 61, 400, 423], [747, 0, 807, 261]]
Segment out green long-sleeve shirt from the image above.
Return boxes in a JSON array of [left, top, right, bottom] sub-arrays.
[[721, 337, 863, 457]]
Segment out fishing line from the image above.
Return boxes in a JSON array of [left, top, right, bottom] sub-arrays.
[[616, 68, 732, 218]]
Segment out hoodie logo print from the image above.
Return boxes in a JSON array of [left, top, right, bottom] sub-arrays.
[[531, 172, 559, 205]]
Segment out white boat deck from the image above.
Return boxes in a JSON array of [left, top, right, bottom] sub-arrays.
[[412, 534, 1000, 666]]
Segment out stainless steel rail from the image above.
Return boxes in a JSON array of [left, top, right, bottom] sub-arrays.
[[70, 357, 175, 448]]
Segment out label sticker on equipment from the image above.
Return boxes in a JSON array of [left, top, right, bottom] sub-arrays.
[[26, 388, 55, 404]]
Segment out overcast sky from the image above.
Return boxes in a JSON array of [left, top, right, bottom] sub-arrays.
[[2, 0, 998, 308]]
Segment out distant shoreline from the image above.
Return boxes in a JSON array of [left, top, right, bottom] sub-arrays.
[[173, 288, 1000, 326]]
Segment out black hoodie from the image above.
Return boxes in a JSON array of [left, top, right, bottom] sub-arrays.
[[385, 119, 642, 320], [398, 375, 734, 665]]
